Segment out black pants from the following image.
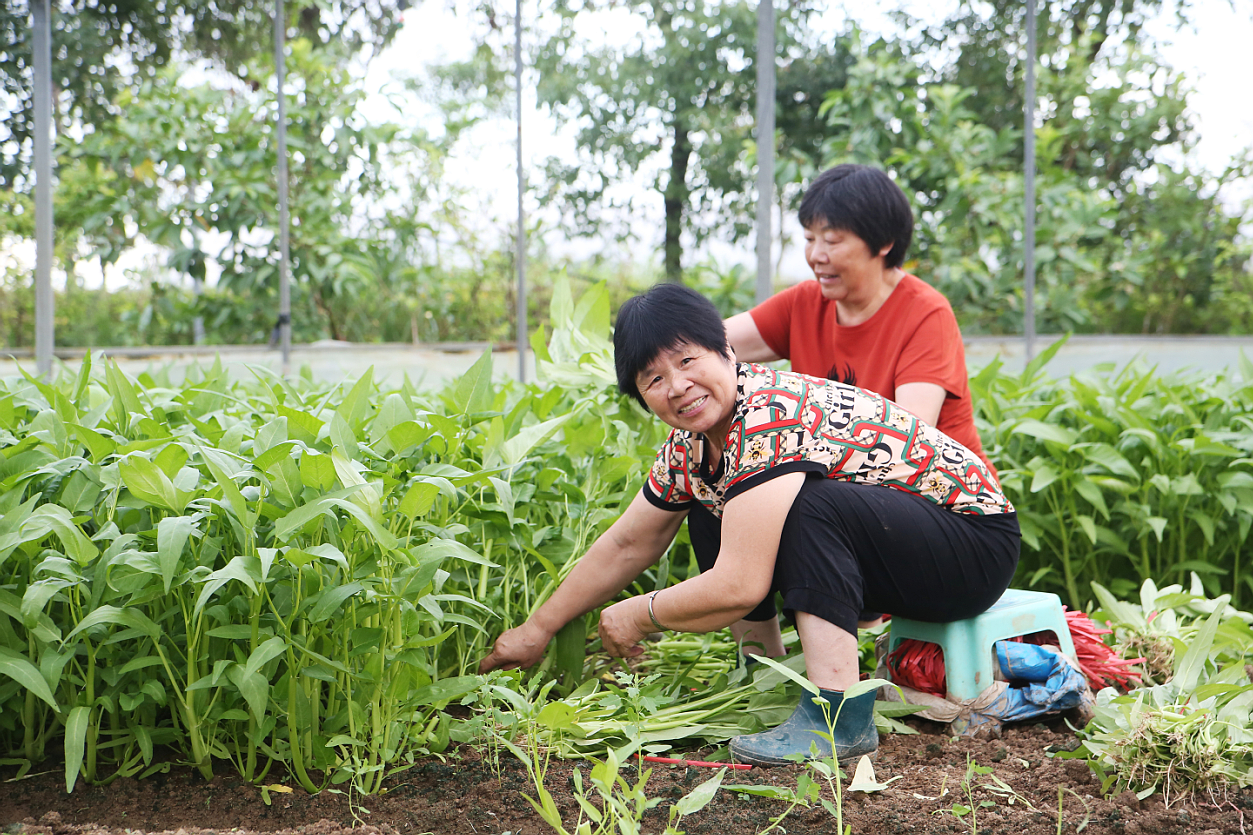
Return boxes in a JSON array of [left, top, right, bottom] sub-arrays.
[[686, 477, 1021, 636]]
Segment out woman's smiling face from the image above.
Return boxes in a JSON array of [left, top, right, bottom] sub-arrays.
[[803, 223, 893, 302], [635, 342, 738, 441]]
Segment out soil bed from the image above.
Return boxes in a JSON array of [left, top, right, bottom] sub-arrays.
[[3, 716, 1250, 835]]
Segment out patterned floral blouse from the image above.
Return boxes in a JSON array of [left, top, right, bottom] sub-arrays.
[[642, 363, 1013, 518]]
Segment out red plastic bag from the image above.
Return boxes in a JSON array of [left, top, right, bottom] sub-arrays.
[[886, 638, 947, 696]]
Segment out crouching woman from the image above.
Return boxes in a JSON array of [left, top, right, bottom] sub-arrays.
[[479, 283, 1020, 765]]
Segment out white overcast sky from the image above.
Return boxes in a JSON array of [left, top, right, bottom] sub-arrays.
[[363, 0, 1253, 277]]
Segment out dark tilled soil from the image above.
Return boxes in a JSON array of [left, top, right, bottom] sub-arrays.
[[3, 717, 1250, 835]]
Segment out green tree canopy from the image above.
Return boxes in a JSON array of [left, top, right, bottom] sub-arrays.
[[0, 0, 407, 188], [920, 0, 1191, 187], [27, 37, 465, 344], [534, 0, 832, 282], [816, 27, 1252, 335]]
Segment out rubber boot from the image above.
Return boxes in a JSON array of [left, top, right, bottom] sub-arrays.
[[729, 689, 878, 766]]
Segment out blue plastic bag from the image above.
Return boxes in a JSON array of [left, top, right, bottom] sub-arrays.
[[986, 641, 1091, 722], [950, 643, 1092, 734]]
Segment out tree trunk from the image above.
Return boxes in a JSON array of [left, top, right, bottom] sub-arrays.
[[663, 121, 692, 283]]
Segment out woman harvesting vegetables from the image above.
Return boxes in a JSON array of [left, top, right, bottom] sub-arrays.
[[480, 283, 1020, 765]]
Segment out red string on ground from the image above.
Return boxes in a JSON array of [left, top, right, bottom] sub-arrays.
[[642, 756, 753, 770], [1018, 608, 1146, 691]]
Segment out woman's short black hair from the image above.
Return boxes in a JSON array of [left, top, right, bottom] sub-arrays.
[[797, 164, 914, 269], [614, 283, 731, 409]]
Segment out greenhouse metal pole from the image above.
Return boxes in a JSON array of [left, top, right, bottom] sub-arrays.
[[754, 0, 775, 305], [515, 0, 526, 383], [1023, 0, 1037, 364], [33, 0, 54, 378], [276, 0, 292, 375]]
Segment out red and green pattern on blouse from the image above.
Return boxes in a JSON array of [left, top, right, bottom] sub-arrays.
[[643, 363, 1013, 518]]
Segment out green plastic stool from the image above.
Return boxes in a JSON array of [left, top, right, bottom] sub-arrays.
[[887, 589, 1076, 701]]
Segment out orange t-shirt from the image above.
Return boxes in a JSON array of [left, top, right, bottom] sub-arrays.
[[749, 275, 995, 477]]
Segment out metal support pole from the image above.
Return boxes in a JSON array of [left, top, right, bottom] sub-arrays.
[[754, 0, 776, 305], [515, 0, 526, 383], [276, 0, 292, 375], [1023, 0, 1037, 364], [33, 0, 54, 378], [192, 275, 205, 345]]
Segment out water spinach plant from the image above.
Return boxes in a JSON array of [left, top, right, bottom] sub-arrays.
[[0, 281, 666, 793], [975, 343, 1253, 610], [1063, 576, 1253, 804], [3, 276, 1252, 809]]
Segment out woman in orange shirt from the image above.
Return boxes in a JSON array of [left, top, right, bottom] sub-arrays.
[[717, 164, 994, 658]]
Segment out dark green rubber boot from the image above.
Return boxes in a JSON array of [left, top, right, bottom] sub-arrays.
[[729, 689, 878, 766]]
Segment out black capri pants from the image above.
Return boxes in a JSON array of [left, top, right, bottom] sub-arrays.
[[686, 476, 1021, 637]]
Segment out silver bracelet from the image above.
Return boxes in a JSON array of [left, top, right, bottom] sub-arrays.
[[647, 590, 667, 631]]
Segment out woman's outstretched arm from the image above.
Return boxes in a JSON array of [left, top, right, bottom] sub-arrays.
[[479, 491, 686, 672], [598, 472, 806, 656]]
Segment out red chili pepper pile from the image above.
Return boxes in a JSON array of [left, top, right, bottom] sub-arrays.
[[885, 609, 1144, 697]]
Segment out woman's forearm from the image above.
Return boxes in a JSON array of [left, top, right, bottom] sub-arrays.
[[597, 566, 765, 657], [651, 561, 766, 626], [598, 474, 806, 658], [646, 569, 765, 633], [650, 476, 803, 632], [480, 495, 685, 673]]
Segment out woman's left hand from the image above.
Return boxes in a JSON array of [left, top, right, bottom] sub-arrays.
[[598, 596, 652, 658]]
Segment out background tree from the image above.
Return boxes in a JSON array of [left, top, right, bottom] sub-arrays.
[[52, 40, 435, 343], [763, 39, 857, 273], [534, 0, 824, 282], [815, 26, 1252, 335], [1, 0, 1247, 344], [920, 0, 1191, 190], [0, 0, 407, 189]]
